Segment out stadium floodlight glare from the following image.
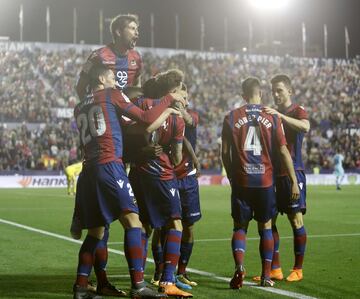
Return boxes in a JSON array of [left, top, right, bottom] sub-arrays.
[[248, 0, 290, 11]]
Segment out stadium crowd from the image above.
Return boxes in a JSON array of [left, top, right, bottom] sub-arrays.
[[0, 46, 359, 172]]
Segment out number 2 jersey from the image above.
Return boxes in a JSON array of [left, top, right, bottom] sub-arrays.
[[82, 43, 142, 90], [74, 88, 174, 166], [222, 104, 287, 188]]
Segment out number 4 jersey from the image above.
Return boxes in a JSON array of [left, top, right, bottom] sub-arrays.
[[74, 88, 174, 167], [222, 104, 287, 188]]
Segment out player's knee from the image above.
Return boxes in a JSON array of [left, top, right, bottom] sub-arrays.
[[167, 218, 183, 231], [88, 226, 105, 240], [258, 219, 272, 230], [288, 212, 304, 229], [119, 211, 142, 229]]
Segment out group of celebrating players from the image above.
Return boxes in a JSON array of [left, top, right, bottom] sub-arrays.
[[69, 13, 309, 299]]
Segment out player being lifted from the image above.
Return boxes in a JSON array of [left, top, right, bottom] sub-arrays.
[[72, 64, 185, 299], [76, 14, 142, 100], [253, 74, 310, 282], [222, 77, 299, 288]]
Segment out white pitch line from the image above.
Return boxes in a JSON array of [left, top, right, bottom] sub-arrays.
[[0, 218, 317, 299], [107, 232, 360, 244]]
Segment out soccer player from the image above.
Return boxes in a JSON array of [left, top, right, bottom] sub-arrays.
[[73, 14, 143, 296], [173, 83, 201, 290], [222, 77, 299, 288], [72, 65, 184, 299], [65, 161, 83, 196], [333, 150, 345, 190], [134, 70, 193, 298], [256, 74, 310, 282], [76, 14, 142, 100]]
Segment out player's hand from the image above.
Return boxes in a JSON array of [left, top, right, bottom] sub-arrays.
[[291, 183, 300, 201], [141, 144, 163, 159], [264, 106, 282, 118], [170, 91, 187, 107], [193, 159, 201, 177]]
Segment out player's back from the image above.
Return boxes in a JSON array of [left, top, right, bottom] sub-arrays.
[[74, 88, 126, 166], [223, 104, 285, 188]]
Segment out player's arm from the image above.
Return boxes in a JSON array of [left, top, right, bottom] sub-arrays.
[[279, 145, 300, 200], [264, 107, 310, 133], [183, 137, 201, 176], [144, 108, 181, 133], [221, 118, 232, 183], [171, 140, 183, 166]]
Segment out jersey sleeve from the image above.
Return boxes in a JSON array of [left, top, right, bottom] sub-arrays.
[[274, 116, 287, 147]]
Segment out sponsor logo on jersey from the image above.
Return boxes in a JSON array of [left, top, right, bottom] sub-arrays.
[[130, 60, 137, 66]]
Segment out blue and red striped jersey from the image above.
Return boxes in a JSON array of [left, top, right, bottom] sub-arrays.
[[134, 97, 185, 180], [222, 104, 287, 188], [74, 88, 173, 166], [82, 44, 142, 90], [278, 104, 308, 176], [174, 109, 199, 179]]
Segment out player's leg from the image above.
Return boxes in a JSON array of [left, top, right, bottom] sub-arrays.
[[176, 223, 195, 289], [141, 224, 152, 272], [73, 227, 104, 299], [286, 211, 306, 282], [176, 175, 201, 288], [93, 226, 126, 297], [120, 212, 165, 298], [257, 220, 275, 287], [159, 219, 192, 298], [151, 228, 163, 286], [229, 185, 253, 289], [252, 214, 283, 282], [230, 221, 248, 289]]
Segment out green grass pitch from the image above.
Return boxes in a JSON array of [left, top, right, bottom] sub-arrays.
[[0, 185, 359, 298]]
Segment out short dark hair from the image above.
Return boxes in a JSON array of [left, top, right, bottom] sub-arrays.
[[155, 69, 184, 96], [271, 74, 292, 88], [242, 77, 261, 99], [144, 69, 184, 98], [89, 65, 111, 88], [110, 14, 139, 41]]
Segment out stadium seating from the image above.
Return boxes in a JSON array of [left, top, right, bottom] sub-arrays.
[[0, 44, 359, 172]]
